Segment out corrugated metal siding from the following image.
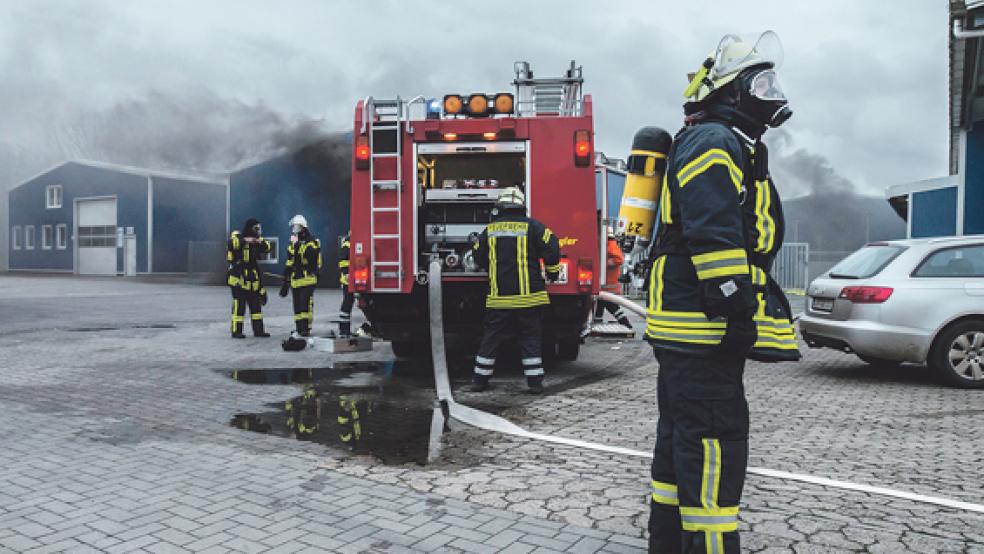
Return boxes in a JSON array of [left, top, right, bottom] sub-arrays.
[[151, 177, 227, 272], [230, 140, 352, 286]]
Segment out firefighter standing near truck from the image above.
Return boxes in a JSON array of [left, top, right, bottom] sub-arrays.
[[646, 31, 798, 553], [279, 215, 322, 337], [593, 229, 632, 329], [227, 218, 271, 338], [337, 231, 355, 337], [470, 187, 562, 394]]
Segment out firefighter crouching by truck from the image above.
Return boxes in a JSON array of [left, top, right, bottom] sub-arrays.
[[645, 31, 799, 553], [469, 187, 562, 394], [279, 215, 322, 337], [227, 218, 272, 339], [593, 228, 632, 329]]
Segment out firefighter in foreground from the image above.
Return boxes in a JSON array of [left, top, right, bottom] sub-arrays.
[[646, 31, 799, 553], [279, 215, 322, 336], [227, 218, 271, 338], [470, 187, 561, 394], [337, 231, 354, 337]]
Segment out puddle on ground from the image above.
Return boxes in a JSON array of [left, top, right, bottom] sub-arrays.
[[219, 362, 447, 465]]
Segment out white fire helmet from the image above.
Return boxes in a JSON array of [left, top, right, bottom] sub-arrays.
[[496, 187, 526, 208], [289, 214, 308, 234]]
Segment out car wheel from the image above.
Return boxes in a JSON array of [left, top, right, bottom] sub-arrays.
[[857, 355, 902, 368], [930, 320, 984, 389]]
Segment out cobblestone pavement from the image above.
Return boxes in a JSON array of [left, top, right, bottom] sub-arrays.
[[1, 275, 983, 552]]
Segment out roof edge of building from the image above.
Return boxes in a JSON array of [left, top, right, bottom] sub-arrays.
[[9, 159, 230, 192]]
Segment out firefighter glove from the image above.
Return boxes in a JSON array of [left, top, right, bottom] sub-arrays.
[[698, 275, 757, 320], [279, 281, 290, 298], [716, 316, 756, 358]]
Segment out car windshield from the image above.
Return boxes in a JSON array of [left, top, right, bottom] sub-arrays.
[[828, 245, 905, 279]]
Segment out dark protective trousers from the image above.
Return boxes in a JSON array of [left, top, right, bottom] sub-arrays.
[[231, 288, 265, 336], [291, 286, 315, 336], [339, 288, 355, 336], [594, 299, 631, 327], [649, 349, 748, 554], [474, 307, 544, 382]]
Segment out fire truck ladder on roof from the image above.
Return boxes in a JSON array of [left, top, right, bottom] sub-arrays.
[[365, 96, 404, 292]]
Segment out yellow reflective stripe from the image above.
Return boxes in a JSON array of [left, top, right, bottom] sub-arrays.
[[630, 149, 667, 158], [651, 480, 679, 506], [701, 438, 721, 512], [648, 255, 666, 313], [660, 172, 672, 224], [754, 180, 776, 253], [692, 249, 749, 280], [517, 236, 527, 296], [706, 531, 723, 554], [679, 506, 739, 533], [489, 237, 498, 297], [485, 291, 550, 308], [677, 148, 743, 192], [544, 263, 562, 273], [251, 313, 263, 320], [339, 260, 350, 268], [543, 228, 553, 243], [646, 333, 721, 345]]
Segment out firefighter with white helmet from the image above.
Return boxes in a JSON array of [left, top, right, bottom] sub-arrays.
[[279, 214, 322, 336], [469, 186, 561, 394], [646, 31, 799, 553]]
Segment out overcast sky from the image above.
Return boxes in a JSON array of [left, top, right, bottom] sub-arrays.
[[0, 0, 949, 188], [0, 0, 950, 265]]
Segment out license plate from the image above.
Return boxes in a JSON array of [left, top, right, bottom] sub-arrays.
[[812, 297, 834, 312]]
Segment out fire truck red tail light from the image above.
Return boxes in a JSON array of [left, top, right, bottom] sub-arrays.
[[444, 133, 458, 141], [355, 135, 370, 170], [577, 258, 593, 291], [839, 286, 893, 304], [574, 130, 591, 167], [482, 132, 497, 140], [353, 257, 369, 291]]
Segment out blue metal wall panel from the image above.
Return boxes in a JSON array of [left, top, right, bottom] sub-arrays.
[[606, 172, 626, 221], [230, 140, 351, 285], [151, 177, 227, 272], [911, 187, 957, 238], [8, 162, 148, 272], [965, 121, 984, 235]]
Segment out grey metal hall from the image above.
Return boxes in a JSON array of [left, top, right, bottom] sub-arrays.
[[7, 160, 228, 275]]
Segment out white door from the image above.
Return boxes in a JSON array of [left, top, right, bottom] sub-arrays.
[[77, 198, 118, 275]]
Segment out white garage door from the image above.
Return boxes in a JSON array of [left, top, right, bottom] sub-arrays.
[[77, 198, 118, 275]]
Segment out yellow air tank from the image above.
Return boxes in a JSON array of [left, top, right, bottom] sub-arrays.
[[617, 127, 672, 240]]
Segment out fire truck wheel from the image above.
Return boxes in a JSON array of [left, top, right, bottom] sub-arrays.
[[557, 339, 580, 361]]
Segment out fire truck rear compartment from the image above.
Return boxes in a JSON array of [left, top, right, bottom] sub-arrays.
[[417, 149, 525, 273]]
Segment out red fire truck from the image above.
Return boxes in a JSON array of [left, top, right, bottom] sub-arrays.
[[349, 61, 599, 361]]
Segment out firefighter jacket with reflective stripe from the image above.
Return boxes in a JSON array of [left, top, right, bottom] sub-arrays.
[[227, 231, 271, 292], [338, 234, 350, 286], [648, 122, 799, 360], [473, 212, 561, 309], [285, 236, 321, 288]]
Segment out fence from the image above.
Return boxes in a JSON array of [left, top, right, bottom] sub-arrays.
[[772, 242, 810, 292]]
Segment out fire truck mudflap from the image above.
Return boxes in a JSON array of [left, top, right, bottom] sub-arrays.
[[349, 61, 599, 362]]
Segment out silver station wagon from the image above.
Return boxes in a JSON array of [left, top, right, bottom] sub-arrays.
[[799, 236, 984, 388]]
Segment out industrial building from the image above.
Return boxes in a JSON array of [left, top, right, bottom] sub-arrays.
[[7, 160, 227, 275], [886, 0, 984, 237], [229, 138, 352, 286]]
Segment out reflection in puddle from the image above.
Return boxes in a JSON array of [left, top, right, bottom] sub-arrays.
[[220, 363, 446, 465]]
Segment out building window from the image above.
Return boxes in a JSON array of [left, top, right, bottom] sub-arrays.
[[258, 237, 279, 264], [42, 225, 53, 250], [25, 225, 35, 250], [56, 224, 67, 249], [913, 245, 984, 277], [77, 225, 117, 247], [46, 185, 63, 209], [11, 226, 21, 250]]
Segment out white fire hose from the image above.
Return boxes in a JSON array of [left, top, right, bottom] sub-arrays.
[[426, 263, 984, 514]]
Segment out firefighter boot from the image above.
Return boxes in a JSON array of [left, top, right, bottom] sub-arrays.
[[252, 317, 270, 338], [527, 376, 544, 395], [296, 318, 310, 337]]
